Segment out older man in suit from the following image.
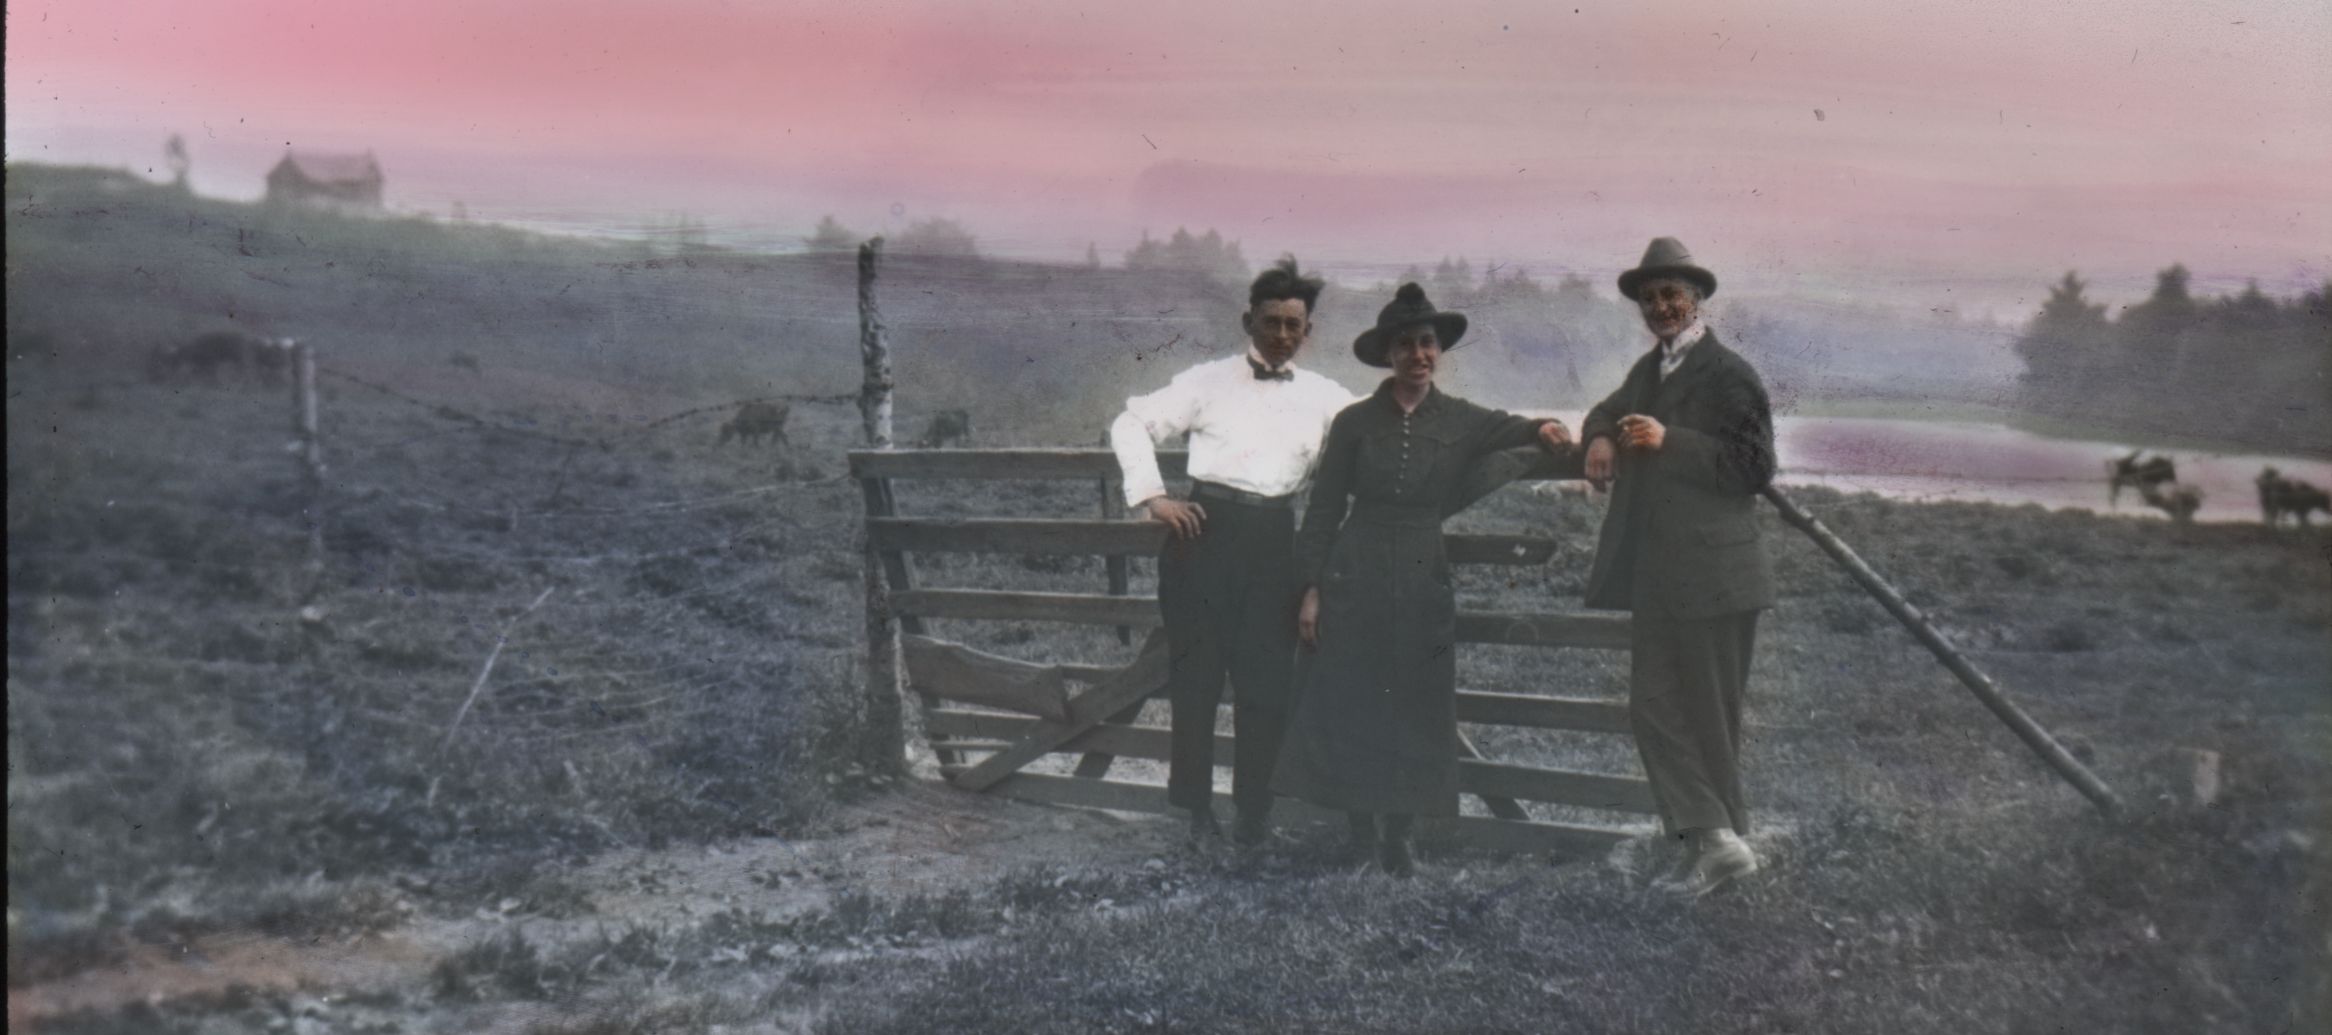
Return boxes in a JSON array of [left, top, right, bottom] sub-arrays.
[[1580, 237, 1777, 899]]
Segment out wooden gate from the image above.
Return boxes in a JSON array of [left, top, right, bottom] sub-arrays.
[[850, 448, 1655, 857]]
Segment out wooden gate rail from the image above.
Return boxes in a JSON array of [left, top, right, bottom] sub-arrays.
[[891, 588, 1634, 650], [869, 517, 1559, 566], [853, 448, 1190, 481], [924, 710, 1657, 814], [854, 447, 1649, 857]]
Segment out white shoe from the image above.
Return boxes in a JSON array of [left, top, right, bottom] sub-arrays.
[[1661, 830, 1758, 899]]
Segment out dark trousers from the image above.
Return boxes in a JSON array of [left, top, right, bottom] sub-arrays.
[[1157, 493, 1298, 816], [1628, 609, 1761, 837]]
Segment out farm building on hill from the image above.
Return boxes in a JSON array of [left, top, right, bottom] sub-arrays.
[[265, 151, 384, 209]]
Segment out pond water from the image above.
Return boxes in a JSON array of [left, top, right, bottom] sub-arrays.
[[1769, 417, 2332, 524]]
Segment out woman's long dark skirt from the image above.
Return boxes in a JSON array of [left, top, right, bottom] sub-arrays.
[[1272, 504, 1462, 817]]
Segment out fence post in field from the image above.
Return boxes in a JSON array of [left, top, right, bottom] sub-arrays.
[[292, 340, 327, 606], [856, 237, 908, 770]]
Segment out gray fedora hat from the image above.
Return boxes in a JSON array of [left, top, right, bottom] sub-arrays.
[[1616, 236, 1718, 302], [1353, 282, 1468, 368]]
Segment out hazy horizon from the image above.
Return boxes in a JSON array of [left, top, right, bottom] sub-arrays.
[[10, 0, 2329, 319]]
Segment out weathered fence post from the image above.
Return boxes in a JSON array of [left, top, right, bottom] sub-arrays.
[[856, 238, 909, 771], [291, 340, 327, 605]]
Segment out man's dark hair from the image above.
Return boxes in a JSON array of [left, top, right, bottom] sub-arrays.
[[1249, 255, 1325, 313]]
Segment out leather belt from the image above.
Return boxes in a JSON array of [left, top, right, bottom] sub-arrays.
[[1190, 480, 1297, 509]]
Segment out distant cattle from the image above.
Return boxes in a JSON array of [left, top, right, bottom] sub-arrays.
[[718, 401, 791, 448], [919, 409, 973, 449], [149, 332, 295, 386], [2105, 451, 2177, 508], [2136, 479, 2204, 526], [2256, 467, 2330, 528]]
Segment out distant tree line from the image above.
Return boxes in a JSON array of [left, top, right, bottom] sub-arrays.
[[2015, 266, 2332, 453], [807, 214, 981, 258], [1125, 227, 1249, 285]]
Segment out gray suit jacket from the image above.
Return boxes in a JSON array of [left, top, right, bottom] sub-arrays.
[[1580, 332, 1776, 618]]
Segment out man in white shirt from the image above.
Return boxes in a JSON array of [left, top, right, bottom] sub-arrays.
[[1109, 257, 1357, 845]]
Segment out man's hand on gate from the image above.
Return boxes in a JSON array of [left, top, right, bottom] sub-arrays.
[[1297, 586, 1321, 652], [1143, 496, 1207, 540], [1585, 436, 1616, 491]]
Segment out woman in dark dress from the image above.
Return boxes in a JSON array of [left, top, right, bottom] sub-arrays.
[[1273, 283, 1576, 876]]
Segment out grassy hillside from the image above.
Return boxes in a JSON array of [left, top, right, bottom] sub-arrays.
[[8, 162, 2328, 1032]]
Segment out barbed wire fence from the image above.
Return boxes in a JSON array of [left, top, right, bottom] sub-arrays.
[[242, 345, 887, 845]]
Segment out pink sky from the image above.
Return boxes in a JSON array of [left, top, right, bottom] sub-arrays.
[[9, 0, 2329, 313]]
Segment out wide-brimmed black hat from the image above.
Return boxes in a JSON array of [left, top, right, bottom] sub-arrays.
[[1353, 283, 1468, 368], [1616, 236, 1718, 302]]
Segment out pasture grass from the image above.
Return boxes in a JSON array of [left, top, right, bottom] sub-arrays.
[[9, 162, 2329, 1031]]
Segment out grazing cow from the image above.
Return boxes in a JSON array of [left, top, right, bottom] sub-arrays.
[[2135, 479, 2204, 526], [2106, 450, 2178, 508], [718, 401, 791, 448], [148, 332, 293, 385], [2257, 467, 2331, 528], [919, 409, 973, 448]]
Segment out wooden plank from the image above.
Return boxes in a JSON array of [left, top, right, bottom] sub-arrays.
[[1422, 813, 1635, 857], [1455, 731, 1531, 820], [1059, 663, 1126, 684], [1460, 759, 1658, 814], [947, 629, 1173, 792], [1455, 611, 1633, 649], [927, 739, 1012, 753], [870, 518, 1163, 556], [850, 449, 1189, 482], [1443, 534, 1560, 566], [939, 688, 1626, 735], [930, 711, 1653, 813], [869, 518, 1557, 567], [897, 591, 1628, 650], [848, 448, 1585, 487], [894, 589, 1163, 629], [969, 773, 1631, 857], [1454, 691, 1632, 734], [930, 710, 1234, 763], [941, 687, 1627, 735], [901, 635, 1071, 722]]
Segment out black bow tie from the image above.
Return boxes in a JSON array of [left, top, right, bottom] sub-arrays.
[[1249, 358, 1293, 382]]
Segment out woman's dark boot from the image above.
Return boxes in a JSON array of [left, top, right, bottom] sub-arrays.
[[1378, 814, 1417, 878]]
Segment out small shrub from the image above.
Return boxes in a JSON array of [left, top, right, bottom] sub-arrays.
[[2039, 620, 2102, 653], [434, 929, 551, 1001]]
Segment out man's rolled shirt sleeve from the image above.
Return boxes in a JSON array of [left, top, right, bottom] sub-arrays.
[[1111, 372, 1204, 508]]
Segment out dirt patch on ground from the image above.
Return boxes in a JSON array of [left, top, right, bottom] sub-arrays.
[[8, 781, 1181, 1031]]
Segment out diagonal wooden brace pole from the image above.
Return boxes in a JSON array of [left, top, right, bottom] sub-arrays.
[[1763, 487, 2125, 820]]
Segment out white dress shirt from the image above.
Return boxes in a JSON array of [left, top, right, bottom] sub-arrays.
[[1109, 352, 1357, 508], [1657, 319, 1709, 380]]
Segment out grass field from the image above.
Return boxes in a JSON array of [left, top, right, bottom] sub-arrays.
[[8, 164, 2329, 1033]]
